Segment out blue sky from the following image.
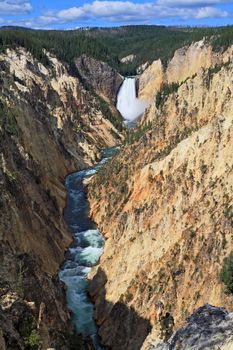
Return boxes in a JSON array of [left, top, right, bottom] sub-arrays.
[[1, 0, 233, 29]]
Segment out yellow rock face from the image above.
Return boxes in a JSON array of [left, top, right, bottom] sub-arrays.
[[138, 59, 164, 102], [88, 48, 233, 350], [138, 40, 233, 102]]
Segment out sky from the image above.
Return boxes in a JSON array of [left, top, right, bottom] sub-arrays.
[[1, 0, 233, 29]]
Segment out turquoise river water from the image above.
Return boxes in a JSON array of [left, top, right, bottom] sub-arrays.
[[59, 147, 118, 349]]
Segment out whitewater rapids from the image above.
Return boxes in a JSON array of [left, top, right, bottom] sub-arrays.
[[59, 147, 119, 349]]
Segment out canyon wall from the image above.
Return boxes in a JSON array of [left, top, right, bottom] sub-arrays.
[[75, 54, 123, 104], [0, 47, 123, 349], [138, 39, 233, 102], [88, 43, 233, 349]]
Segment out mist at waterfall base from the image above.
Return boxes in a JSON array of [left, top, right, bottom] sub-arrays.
[[117, 77, 148, 121]]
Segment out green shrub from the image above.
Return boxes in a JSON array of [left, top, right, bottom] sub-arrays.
[[124, 290, 133, 303], [150, 125, 198, 163], [156, 82, 180, 109], [125, 121, 152, 144], [24, 329, 41, 349], [0, 100, 19, 137], [220, 251, 233, 293], [95, 95, 123, 132], [207, 59, 231, 80]]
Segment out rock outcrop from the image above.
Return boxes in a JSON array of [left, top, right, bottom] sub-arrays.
[[150, 304, 233, 350], [138, 40, 233, 102], [75, 54, 123, 103], [87, 46, 233, 349], [0, 47, 123, 348], [138, 59, 164, 101], [120, 54, 136, 63]]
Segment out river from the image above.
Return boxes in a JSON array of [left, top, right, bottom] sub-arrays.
[[59, 147, 119, 349]]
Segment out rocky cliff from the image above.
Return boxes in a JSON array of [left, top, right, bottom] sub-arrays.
[[138, 39, 233, 102], [0, 47, 123, 349], [87, 44, 233, 349], [75, 54, 123, 104], [151, 304, 233, 350]]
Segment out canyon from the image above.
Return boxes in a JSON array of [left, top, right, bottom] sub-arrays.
[[0, 46, 123, 349], [87, 40, 233, 349], [0, 26, 233, 350]]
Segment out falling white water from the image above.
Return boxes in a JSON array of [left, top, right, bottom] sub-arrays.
[[117, 77, 148, 121]]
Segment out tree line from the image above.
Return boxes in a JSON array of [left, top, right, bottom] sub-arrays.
[[0, 25, 233, 75]]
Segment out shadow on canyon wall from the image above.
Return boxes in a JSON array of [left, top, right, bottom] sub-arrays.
[[88, 267, 152, 350]]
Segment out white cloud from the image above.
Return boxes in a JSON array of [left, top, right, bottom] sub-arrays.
[[0, 0, 32, 15], [0, 0, 231, 28], [37, 0, 230, 25], [157, 0, 233, 6], [195, 6, 228, 17]]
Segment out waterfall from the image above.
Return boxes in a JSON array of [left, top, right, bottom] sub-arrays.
[[116, 77, 148, 121]]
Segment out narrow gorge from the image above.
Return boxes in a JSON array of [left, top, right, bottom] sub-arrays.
[[58, 75, 147, 348], [59, 147, 119, 349], [0, 25, 233, 350]]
